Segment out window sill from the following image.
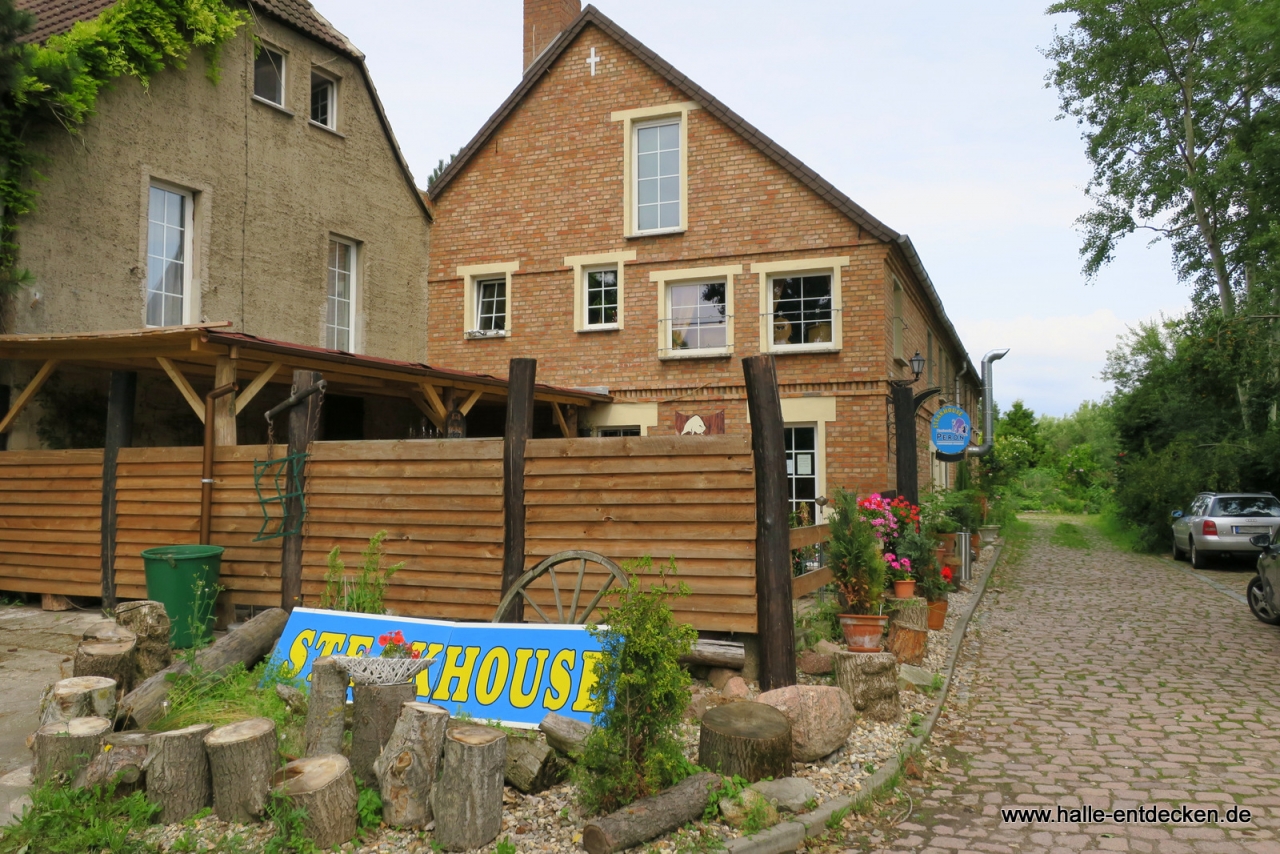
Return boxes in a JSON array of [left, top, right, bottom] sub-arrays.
[[309, 120, 345, 138], [769, 344, 841, 355], [659, 348, 732, 361], [252, 95, 294, 116], [465, 330, 509, 340], [626, 227, 686, 239], [578, 324, 620, 333], [893, 356, 909, 367]]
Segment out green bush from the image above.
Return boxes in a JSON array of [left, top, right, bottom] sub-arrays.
[[319, 530, 405, 614], [0, 779, 158, 854], [574, 557, 698, 815], [825, 490, 885, 613]]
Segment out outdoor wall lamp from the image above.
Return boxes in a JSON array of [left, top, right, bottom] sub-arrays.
[[909, 351, 925, 381]]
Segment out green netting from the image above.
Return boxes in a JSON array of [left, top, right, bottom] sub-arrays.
[[253, 452, 308, 541]]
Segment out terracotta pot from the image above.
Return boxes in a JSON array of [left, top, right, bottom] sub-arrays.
[[892, 579, 917, 600], [926, 599, 948, 630], [838, 614, 889, 652], [934, 546, 947, 567]]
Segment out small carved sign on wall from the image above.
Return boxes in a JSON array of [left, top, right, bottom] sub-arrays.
[[675, 411, 725, 435]]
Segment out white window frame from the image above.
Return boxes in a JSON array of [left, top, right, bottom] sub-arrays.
[[753, 257, 848, 354], [325, 236, 358, 352], [892, 276, 907, 365], [309, 68, 338, 130], [651, 264, 741, 359], [565, 250, 635, 332], [459, 261, 518, 339], [253, 44, 287, 108], [611, 102, 697, 238], [145, 181, 196, 328], [747, 396, 836, 522]]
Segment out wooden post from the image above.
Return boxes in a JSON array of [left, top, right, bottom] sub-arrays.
[[100, 370, 135, 610], [892, 384, 917, 506], [0, 384, 8, 450], [281, 370, 322, 612], [500, 358, 536, 622], [742, 354, 795, 691], [445, 387, 466, 438], [565, 404, 579, 437], [214, 356, 237, 446]]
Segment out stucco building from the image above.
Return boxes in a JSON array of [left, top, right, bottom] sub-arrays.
[[426, 2, 981, 516], [0, 0, 432, 448]]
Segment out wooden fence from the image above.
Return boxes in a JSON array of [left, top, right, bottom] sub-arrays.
[[0, 450, 103, 596]]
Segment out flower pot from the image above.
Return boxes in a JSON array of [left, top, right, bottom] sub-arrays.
[[934, 546, 947, 567], [892, 579, 916, 600], [927, 599, 948, 630], [979, 525, 1000, 545], [838, 614, 889, 652]]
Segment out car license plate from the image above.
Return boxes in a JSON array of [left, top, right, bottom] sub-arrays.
[[1235, 526, 1270, 534]]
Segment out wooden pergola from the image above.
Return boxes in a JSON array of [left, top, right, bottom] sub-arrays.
[[0, 322, 610, 441]]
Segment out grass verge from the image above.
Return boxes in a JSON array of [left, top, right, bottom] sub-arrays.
[[0, 780, 158, 854]]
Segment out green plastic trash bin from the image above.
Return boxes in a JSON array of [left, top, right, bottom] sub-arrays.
[[140, 544, 224, 649]]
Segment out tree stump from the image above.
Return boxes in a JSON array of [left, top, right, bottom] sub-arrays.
[[505, 735, 565, 794], [273, 755, 359, 850], [115, 600, 173, 684], [350, 682, 416, 786], [886, 624, 928, 665], [373, 701, 449, 827], [832, 651, 900, 722], [697, 702, 792, 782], [32, 716, 112, 783], [74, 731, 152, 793], [889, 597, 928, 630], [146, 723, 213, 824], [539, 711, 593, 758], [204, 717, 278, 822], [74, 635, 137, 692], [39, 676, 117, 725], [303, 656, 349, 757], [582, 771, 721, 854], [431, 725, 507, 851]]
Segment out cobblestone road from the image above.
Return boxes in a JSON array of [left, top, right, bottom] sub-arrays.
[[885, 517, 1280, 854]]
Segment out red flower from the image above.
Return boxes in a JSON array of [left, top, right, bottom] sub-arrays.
[[378, 633, 389, 645], [941, 567, 953, 583], [410, 649, 421, 659]]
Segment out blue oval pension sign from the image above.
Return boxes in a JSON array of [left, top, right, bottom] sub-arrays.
[[931, 405, 972, 454]]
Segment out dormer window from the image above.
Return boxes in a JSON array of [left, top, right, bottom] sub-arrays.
[[311, 70, 337, 129]]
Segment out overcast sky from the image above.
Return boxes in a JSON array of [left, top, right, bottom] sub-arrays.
[[316, 0, 1189, 418]]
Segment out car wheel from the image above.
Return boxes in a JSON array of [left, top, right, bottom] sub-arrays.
[[1172, 534, 1186, 561], [1190, 538, 1210, 569], [1247, 577, 1280, 625]]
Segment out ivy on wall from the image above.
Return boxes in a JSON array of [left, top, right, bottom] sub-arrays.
[[0, 0, 249, 292]]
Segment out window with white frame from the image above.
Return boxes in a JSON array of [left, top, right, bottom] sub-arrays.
[[666, 280, 727, 352], [310, 70, 336, 128], [770, 274, 833, 347], [146, 184, 193, 327], [326, 238, 356, 351], [584, 266, 619, 327], [475, 277, 506, 334], [892, 278, 905, 363], [254, 46, 285, 105], [784, 425, 818, 523], [596, 426, 641, 437], [635, 119, 680, 232]]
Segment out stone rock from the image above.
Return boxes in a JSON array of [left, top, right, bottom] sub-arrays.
[[707, 667, 739, 690], [796, 649, 833, 676], [276, 683, 308, 715], [686, 693, 711, 722], [749, 777, 817, 814], [720, 676, 750, 700], [755, 685, 855, 762], [898, 664, 937, 694], [719, 788, 779, 830], [814, 639, 843, 656]]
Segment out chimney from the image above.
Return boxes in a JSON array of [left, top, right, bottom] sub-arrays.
[[524, 0, 581, 72]]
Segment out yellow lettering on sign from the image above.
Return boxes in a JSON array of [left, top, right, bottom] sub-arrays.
[[432, 645, 481, 703], [289, 629, 316, 678], [412, 642, 446, 697], [572, 651, 604, 712], [345, 635, 374, 657], [510, 648, 550, 709], [315, 632, 347, 658], [475, 647, 511, 705], [542, 649, 576, 711]]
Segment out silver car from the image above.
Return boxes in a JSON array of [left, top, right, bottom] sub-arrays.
[[1171, 492, 1280, 568]]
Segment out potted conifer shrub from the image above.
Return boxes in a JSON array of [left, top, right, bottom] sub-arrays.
[[827, 491, 888, 651]]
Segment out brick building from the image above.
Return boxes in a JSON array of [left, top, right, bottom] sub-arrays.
[[427, 2, 981, 517]]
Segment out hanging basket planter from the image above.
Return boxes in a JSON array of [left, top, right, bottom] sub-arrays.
[[333, 655, 434, 686]]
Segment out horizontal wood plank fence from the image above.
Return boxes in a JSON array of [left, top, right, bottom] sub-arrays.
[[0, 436, 760, 631]]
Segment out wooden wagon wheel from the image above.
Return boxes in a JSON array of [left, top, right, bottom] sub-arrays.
[[493, 550, 629, 624]]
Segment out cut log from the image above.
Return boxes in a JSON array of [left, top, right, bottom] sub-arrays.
[[582, 771, 722, 854], [120, 607, 289, 728], [205, 717, 278, 822], [273, 755, 359, 850], [39, 676, 117, 726], [540, 711, 594, 758], [350, 682, 416, 787], [431, 725, 507, 852], [145, 724, 213, 824], [679, 639, 746, 670], [32, 716, 112, 784], [74, 731, 151, 793], [74, 635, 137, 692], [832, 651, 900, 722], [373, 701, 449, 828], [83, 622, 136, 643], [303, 656, 348, 756], [888, 597, 928, 631], [505, 735, 565, 794], [42, 593, 72, 611], [697, 702, 792, 783], [886, 624, 928, 666], [115, 600, 173, 684]]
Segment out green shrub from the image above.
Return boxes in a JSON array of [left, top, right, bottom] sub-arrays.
[[319, 530, 405, 614], [826, 490, 885, 613], [794, 589, 842, 649], [574, 556, 698, 815], [0, 779, 159, 854]]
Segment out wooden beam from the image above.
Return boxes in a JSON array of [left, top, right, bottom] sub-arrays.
[[214, 356, 237, 446], [552, 402, 572, 439], [420, 384, 448, 420], [235, 361, 282, 415], [458, 388, 484, 417], [500, 358, 537, 623], [0, 359, 60, 434], [156, 357, 205, 423], [100, 371, 136, 610], [407, 387, 445, 430], [445, 388, 466, 438], [281, 370, 323, 612]]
